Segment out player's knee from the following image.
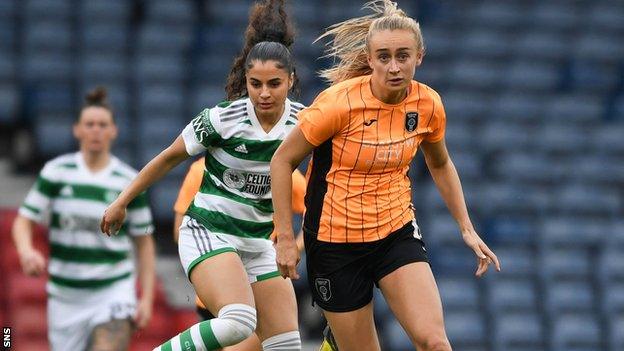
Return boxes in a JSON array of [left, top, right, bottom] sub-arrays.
[[218, 303, 257, 344], [419, 335, 451, 351], [261, 331, 301, 351]]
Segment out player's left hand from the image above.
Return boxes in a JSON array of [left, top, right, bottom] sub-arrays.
[[134, 298, 153, 330], [461, 228, 501, 277]]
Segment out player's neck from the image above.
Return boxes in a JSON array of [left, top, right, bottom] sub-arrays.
[[80, 149, 111, 172], [256, 104, 285, 133]]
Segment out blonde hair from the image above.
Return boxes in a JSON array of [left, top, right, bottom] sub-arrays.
[[316, 0, 424, 85]]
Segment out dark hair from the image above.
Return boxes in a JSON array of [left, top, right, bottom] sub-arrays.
[[79, 86, 114, 122], [225, 0, 299, 100]]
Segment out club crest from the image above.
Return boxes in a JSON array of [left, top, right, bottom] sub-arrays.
[[315, 278, 332, 302], [405, 112, 418, 132]]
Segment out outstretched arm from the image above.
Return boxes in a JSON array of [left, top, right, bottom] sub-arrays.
[[420, 138, 500, 277], [101, 136, 190, 235]]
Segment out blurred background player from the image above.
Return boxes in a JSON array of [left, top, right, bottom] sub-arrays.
[[172, 158, 307, 351], [271, 1, 500, 350], [101, 1, 306, 349], [11, 87, 156, 351]]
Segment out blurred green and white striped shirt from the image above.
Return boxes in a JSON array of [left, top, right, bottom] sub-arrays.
[[19, 152, 153, 293]]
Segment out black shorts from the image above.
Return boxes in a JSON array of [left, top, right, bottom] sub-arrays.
[[305, 221, 429, 312]]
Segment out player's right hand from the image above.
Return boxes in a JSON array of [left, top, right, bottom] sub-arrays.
[[274, 231, 300, 280], [18, 248, 46, 276]]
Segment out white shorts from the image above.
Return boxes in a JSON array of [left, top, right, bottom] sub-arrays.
[[179, 216, 280, 283], [47, 278, 136, 351]]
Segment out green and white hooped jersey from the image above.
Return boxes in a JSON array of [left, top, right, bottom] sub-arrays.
[[181, 97, 305, 252], [18, 152, 154, 294]]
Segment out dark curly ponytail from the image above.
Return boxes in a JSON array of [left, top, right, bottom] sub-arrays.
[[225, 0, 299, 100]]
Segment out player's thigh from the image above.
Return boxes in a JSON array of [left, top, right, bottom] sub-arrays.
[[322, 302, 380, 351], [378, 262, 449, 347], [190, 251, 255, 314], [251, 276, 298, 340], [87, 319, 133, 351]]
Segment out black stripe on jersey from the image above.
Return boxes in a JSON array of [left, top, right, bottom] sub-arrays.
[[221, 105, 247, 118], [221, 112, 248, 122], [303, 139, 333, 240]]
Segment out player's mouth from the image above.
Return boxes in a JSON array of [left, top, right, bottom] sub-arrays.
[[388, 77, 404, 86], [258, 102, 273, 109]]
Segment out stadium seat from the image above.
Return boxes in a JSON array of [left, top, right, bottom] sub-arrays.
[[424, 213, 463, 247], [137, 24, 194, 53], [556, 184, 621, 216], [80, 24, 129, 53], [146, 0, 196, 25], [480, 122, 532, 152], [22, 53, 74, 83], [450, 61, 504, 92], [601, 283, 624, 316], [539, 217, 606, 248], [576, 31, 624, 62], [382, 318, 413, 351], [8, 273, 47, 305], [515, 30, 572, 62], [80, 0, 131, 23], [485, 216, 537, 246], [24, 21, 73, 52], [466, 1, 527, 30], [24, 0, 72, 21], [544, 281, 595, 315], [445, 310, 486, 347], [609, 314, 624, 351], [9, 304, 47, 338], [459, 29, 512, 60], [531, 1, 581, 32], [540, 248, 592, 281], [436, 277, 480, 311], [487, 278, 537, 313], [551, 314, 602, 350], [34, 117, 75, 157], [0, 83, 19, 125], [597, 248, 624, 285], [504, 61, 559, 93], [493, 92, 545, 122], [493, 312, 544, 350]]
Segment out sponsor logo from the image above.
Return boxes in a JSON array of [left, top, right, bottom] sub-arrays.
[[364, 118, 377, 126], [60, 214, 103, 233], [234, 144, 248, 154], [192, 110, 216, 143], [223, 169, 271, 196]]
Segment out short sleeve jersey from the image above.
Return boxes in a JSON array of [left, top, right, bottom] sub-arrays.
[[180, 98, 306, 251], [18, 152, 154, 291], [298, 75, 446, 243]]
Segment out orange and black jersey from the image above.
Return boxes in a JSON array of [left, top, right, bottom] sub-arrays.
[[298, 75, 446, 243]]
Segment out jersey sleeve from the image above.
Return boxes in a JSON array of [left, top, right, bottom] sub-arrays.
[[173, 159, 204, 214], [424, 90, 447, 143], [127, 192, 154, 236], [18, 162, 60, 224], [291, 169, 307, 215], [181, 108, 221, 156], [297, 90, 347, 146]]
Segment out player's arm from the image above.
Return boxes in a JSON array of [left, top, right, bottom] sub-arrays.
[[101, 136, 190, 235], [173, 212, 184, 243], [132, 234, 156, 329], [420, 139, 500, 276], [12, 215, 46, 276], [271, 127, 315, 279]]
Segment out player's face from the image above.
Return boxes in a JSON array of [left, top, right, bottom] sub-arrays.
[[73, 107, 117, 153], [367, 29, 423, 98], [246, 60, 293, 120]]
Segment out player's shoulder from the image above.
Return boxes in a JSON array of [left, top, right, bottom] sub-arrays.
[[213, 98, 249, 120], [413, 80, 442, 103], [307, 77, 365, 114], [41, 153, 78, 176]]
